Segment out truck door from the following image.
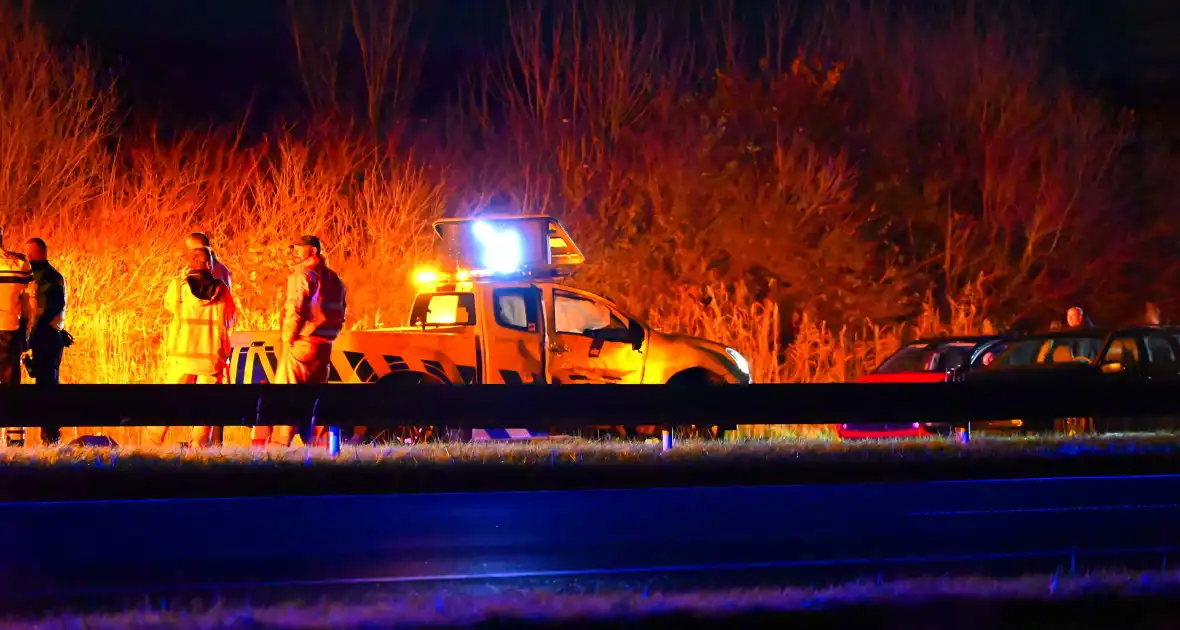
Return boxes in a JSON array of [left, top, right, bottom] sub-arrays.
[[548, 289, 645, 384], [483, 286, 546, 384]]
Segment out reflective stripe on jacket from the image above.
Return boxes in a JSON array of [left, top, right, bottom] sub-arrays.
[[281, 254, 347, 346], [165, 272, 237, 376], [0, 249, 34, 332]]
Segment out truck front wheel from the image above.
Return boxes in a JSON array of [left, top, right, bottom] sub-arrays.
[[369, 371, 450, 444]]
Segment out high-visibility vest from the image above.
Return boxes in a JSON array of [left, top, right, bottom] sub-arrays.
[[282, 256, 347, 344], [166, 277, 236, 376], [0, 250, 32, 332]]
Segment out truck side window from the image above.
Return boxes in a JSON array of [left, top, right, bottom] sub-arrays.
[[554, 292, 625, 336], [493, 288, 539, 331]]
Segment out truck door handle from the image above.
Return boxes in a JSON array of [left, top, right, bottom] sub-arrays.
[[549, 343, 568, 354]]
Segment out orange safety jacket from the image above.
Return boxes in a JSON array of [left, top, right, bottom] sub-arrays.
[[281, 254, 347, 347], [165, 271, 237, 376], [0, 249, 34, 333]]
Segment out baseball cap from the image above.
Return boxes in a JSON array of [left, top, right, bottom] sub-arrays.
[[290, 235, 322, 252]]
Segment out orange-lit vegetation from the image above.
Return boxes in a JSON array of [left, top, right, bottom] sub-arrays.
[[0, 1, 1169, 442]]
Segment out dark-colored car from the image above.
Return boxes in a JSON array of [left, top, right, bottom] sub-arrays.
[[965, 326, 1180, 383], [839, 335, 1007, 439], [963, 325, 1180, 432]]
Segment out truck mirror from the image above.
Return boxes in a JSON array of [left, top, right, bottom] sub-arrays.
[[628, 320, 645, 351]]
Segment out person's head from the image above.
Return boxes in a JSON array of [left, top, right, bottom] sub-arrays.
[[187, 247, 213, 272], [25, 238, 47, 262], [289, 235, 322, 264], [1066, 307, 1084, 328], [1146, 302, 1161, 325], [185, 232, 211, 251]]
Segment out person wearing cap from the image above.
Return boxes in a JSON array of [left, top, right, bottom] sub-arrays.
[[184, 232, 233, 293], [251, 235, 347, 448], [146, 247, 237, 448]]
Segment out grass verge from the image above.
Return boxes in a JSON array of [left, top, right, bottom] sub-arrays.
[[10, 570, 1180, 629], [2, 434, 1180, 501]]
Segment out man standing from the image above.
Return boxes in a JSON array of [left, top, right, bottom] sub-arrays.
[[185, 232, 233, 292], [147, 247, 237, 448], [0, 227, 35, 446], [24, 238, 68, 445], [252, 235, 347, 448]]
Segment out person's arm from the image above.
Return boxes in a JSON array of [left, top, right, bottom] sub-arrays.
[[280, 271, 312, 348], [224, 285, 238, 330], [18, 258, 35, 344], [164, 279, 180, 356], [34, 272, 66, 333]]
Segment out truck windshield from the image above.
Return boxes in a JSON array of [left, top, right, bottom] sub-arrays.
[[410, 293, 476, 326]]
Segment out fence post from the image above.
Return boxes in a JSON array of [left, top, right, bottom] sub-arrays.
[[661, 427, 673, 452], [328, 426, 341, 458]]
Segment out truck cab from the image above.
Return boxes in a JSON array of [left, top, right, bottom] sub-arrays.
[[229, 215, 751, 441]]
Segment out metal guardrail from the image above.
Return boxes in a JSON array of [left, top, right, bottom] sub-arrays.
[[4, 381, 1180, 452]]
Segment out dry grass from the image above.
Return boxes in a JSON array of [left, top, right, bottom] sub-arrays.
[[3, 433, 1178, 471], [11, 569, 1180, 629]]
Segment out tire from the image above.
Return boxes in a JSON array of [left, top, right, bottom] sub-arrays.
[[665, 370, 733, 440], [371, 372, 451, 444]]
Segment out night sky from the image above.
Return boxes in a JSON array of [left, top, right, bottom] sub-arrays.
[[29, 0, 1180, 130]]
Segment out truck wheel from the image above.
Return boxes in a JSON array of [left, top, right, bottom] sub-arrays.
[[665, 370, 733, 440]]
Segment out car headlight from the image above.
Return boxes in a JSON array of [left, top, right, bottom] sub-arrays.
[[725, 347, 750, 375]]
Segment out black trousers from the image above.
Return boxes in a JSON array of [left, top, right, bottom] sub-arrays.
[[29, 328, 64, 444]]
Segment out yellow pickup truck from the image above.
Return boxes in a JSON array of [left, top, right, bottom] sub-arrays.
[[229, 215, 751, 442]]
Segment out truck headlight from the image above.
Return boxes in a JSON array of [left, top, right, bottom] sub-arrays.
[[725, 347, 749, 375]]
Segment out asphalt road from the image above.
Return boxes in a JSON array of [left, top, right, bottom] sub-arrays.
[[3, 474, 1180, 613]]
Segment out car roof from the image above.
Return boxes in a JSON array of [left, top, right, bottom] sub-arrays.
[[1015, 325, 1180, 339], [903, 335, 1005, 347]]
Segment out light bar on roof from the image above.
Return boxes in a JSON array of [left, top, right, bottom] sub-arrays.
[[471, 220, 524, 273]]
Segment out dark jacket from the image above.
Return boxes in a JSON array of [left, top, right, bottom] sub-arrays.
[[29, 260, 66, 335]]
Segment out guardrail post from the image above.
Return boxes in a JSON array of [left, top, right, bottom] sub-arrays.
[[661, 427, 673, 452], [328, 426, 341, 458]]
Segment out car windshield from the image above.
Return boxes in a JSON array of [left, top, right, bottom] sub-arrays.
[[876, 344, 975, 373], [982, 334, 1106, 369]]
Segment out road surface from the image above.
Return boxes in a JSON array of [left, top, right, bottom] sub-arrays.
[[3, 474, 1180, 613]]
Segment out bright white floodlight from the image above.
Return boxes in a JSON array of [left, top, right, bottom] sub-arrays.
[[471, 221, 523, 273]]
